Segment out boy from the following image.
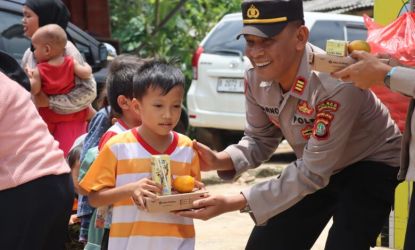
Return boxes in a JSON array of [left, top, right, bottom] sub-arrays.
[[77, 54, 145, 248], [80, 60, 201, 250], [27, 23, 94, 156]]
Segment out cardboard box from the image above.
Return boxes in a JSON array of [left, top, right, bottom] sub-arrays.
[[145, 190, 209, 212], [309, 53, 356, 73], [309, 53, 390, 73]]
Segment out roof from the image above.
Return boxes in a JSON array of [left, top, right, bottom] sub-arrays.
[[303, 0, 374, 13]]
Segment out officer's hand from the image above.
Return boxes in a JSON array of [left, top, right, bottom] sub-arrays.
[[175, 194, 231, 220], [192, 140, 218, 171]]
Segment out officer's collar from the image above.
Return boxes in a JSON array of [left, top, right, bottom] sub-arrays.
[[289, 43, 314, 101]]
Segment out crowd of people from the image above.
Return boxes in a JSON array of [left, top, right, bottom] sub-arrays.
[[1, 0, 415, 249]]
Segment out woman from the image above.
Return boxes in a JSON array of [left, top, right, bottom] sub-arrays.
[[22, 0, 96, 156]]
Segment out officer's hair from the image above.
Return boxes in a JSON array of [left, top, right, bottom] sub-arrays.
[[132, 59, 185, 100], [288, 19, 305, 28], [106, 54, 147, 116]]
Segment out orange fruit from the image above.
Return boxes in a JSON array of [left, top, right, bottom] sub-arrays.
[[173, 175, 195, 193], [347, 40, 371, 54]]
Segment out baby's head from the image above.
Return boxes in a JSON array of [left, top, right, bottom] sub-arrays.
[[132, 59, 185, 134], [31, 23, 67, 62], [106, 54, 147, 119]]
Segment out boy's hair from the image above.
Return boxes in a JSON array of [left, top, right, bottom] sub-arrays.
[[132, 59, 185, 100], [32, 24, 67, 51], [106, 54, 146, 116], [67, 144, 82, 169]]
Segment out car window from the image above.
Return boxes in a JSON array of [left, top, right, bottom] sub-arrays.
[[345, 25, 367, 42], [309, 20, 367, 50], [0, 10, 31, 62], [309, 20, 344, 50], [203, 19, 246, 56]]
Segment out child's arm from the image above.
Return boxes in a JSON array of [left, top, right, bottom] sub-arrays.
[[73, 60, 92, 80], [88, 178, 162, 208], [25, 66, 41, 95]]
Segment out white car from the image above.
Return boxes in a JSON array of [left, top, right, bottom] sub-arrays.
[[187, 12, 367, 150]]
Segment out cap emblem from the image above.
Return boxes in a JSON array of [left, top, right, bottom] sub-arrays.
[[247, 4, 260, 19]]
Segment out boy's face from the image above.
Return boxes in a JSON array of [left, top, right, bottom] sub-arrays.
[[32, 37, 50, 62], [135, 85, 184, 136]]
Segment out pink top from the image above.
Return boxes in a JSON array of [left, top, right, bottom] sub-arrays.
[[0, 72, 70, 191]]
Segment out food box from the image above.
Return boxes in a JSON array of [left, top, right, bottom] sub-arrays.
[[325, 39, 348, 57], [309, 53, 356, 73], [151, 155, 171, 195], [145, 190, 209, 212]]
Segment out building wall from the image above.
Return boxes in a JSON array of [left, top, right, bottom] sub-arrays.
[[62, 0, 111, 39]]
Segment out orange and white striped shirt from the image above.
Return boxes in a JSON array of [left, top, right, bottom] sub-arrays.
[[80, 129, 200, 250]]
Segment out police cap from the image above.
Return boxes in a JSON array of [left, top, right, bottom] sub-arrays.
[[238, 0, 304, 39]]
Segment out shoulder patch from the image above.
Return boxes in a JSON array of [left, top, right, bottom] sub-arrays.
[[316, 100, 340, 113], [292, 77, 307, 95], [312, 119, 331, 140]]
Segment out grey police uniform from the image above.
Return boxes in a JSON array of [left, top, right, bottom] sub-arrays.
[[391, 66, 415, 181], [388, 66, 415, 250], [224, 43, 401, 225]]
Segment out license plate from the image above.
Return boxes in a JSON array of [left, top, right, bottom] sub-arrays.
[[217, 78, 244, 93]]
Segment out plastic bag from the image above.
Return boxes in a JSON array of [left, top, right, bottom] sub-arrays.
[[364, 12, 415, 66], [363, 13, 414, 132]]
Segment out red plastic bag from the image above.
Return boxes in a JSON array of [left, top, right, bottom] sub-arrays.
[[364, 12, 415, 66], [363, 13, 414, 132]]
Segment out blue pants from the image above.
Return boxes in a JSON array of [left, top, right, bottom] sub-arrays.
[[0, 173, 74, 250]]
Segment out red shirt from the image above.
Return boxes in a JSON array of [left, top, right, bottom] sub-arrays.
[[37, 56, 88, 123]]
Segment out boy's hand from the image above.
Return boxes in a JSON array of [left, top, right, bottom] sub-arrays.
[[131, 178, 161, 210]]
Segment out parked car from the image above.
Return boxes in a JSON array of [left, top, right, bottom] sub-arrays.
[[187, 11, 368, 150], [0, 0, 108, 91]]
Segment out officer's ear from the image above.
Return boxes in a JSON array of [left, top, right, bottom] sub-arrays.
[[295, 25, 309, 50]]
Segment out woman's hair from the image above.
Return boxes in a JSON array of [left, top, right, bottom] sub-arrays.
[[106, 54, 147, 116], [132, 59, 185, 100], [25, 0, 70, 30]]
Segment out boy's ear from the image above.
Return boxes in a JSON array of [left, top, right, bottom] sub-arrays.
[[44, 44, 51, 54], [117, 95, 132, 110]]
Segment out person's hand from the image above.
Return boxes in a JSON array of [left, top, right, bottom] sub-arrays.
[[331, 50, 393, 89], [193, 140, 219, 171], [33, 91, 49, 107], [130, 178, 161, 211], [175, 193, 247, 220], [175, 194, 230, 220]]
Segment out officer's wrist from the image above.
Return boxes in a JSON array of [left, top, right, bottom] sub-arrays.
[[383, 66, 397, 88]]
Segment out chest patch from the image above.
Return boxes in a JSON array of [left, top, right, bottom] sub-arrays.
[[293, 115, 315, 125], [297, 100, 314, 116]]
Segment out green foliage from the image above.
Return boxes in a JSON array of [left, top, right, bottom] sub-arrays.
[[109, 0, 241, 88]]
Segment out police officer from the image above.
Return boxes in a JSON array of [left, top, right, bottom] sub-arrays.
[[332, 51, 415, 250], [178, 0, 402, 249]]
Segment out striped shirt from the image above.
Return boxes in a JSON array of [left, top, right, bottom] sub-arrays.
[[80, 129, 200, 250]]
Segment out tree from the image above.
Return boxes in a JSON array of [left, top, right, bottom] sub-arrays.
[[109, 0, 241, 87]]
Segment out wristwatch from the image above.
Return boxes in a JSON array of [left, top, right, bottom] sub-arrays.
[[384, 67, 397, 88]]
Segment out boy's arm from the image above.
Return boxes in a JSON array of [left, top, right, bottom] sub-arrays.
[[88, 179, 160, 208], [73, 60, 92, 80]]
